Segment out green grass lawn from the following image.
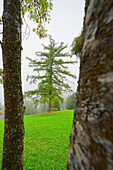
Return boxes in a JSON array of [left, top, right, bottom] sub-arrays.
[[0, 110, 74, 169]]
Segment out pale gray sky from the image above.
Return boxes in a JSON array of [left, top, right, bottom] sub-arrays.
[[0, 0, 85, 105]]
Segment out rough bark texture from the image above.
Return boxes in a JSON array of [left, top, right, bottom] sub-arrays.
[[67, 0, 113, 169], [1, 0, 24, 169]]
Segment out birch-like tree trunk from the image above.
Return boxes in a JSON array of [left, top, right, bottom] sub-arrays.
[[67, 0, 113, 169], [2, 0, 24, 169]]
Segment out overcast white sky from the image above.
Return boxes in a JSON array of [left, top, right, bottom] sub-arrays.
[[0, 0, 85, 105]]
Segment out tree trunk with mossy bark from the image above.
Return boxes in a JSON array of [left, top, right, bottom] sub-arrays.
[[67, 0, 113, 169], [1, 0, 24, 169]]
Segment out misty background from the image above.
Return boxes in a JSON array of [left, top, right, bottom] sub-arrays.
[[0, 0, 85, 110]]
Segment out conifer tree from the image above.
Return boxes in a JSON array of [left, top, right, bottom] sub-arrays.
[[25, 36, 76, 112], [66, 92, 76, 110]]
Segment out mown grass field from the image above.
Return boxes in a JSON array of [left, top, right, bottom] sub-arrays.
[[0, 110, 74, 169]]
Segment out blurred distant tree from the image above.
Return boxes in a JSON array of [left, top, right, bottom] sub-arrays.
[[40, 103, 48, 113], [25, 36, 76, 112], [24, 100, 39, 115], [60, 101, 66, 110], [52, 98, 60, 111], [71, 31, 83, 58], [66, 93, 76, 110]]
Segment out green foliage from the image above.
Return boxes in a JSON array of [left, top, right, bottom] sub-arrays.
[[52, 98, 60, 111], [46, 108, 49, 112], [66, 93, 76, 110], [0, 110, 74, 169], [0, 69, 3, 85], [0, 18, 2, 25], [51, 107, 57, 112], [21, 0, 53, 38], [25, 36, 76, 111], [71, 31, 83, 58]]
